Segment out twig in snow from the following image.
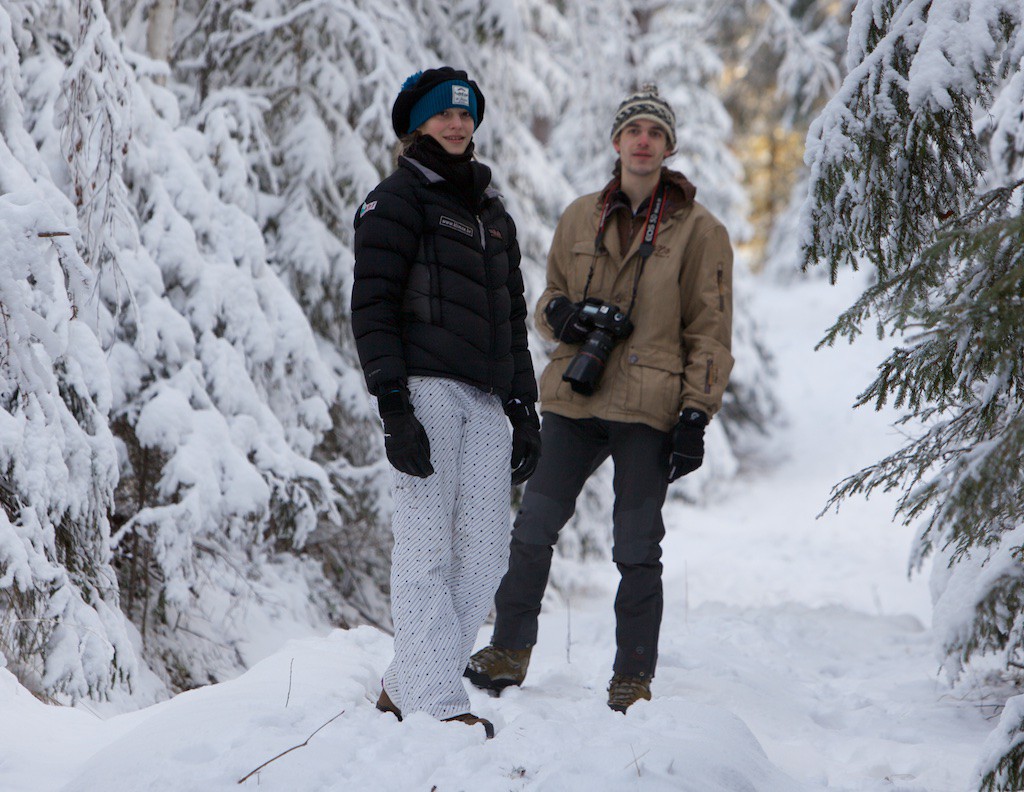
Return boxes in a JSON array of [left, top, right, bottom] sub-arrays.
[[237, 709, 345, 784], [626, 744, 649, 777], [285, 658, 294, 708]]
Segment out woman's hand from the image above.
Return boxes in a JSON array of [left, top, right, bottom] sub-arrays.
[[378, 385, 434, 478], [506, 399, 542, 485]]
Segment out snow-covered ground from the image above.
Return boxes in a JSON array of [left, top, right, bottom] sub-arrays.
[[0, 274, 993, 791]]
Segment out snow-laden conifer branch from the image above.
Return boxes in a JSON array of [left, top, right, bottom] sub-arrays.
[[802, 2, 1024, 785], [1, 2, 138, 700]]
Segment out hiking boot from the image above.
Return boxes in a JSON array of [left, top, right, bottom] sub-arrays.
[[376, 690, 493, 737], [464, 645, 532, 693], [444, 712, 495, 739], [607, 674, 652, 713], [376, 688, 403, 721]]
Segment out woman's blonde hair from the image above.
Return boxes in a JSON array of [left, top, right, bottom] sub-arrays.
[[394, 131, 421, 165]]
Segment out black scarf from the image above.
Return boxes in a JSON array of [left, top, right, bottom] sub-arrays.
[[405, 136, 491, 209]]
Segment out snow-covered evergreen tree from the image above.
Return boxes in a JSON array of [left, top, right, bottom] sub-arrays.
[[14, 0, 345, 689], [713, 0, 853, 280], [0, 0, 137, 700], [800, 1, 1024, 787], [166, 0, 420, 628]]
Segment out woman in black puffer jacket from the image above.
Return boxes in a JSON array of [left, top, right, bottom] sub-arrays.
[[351, 67, 540, 738]]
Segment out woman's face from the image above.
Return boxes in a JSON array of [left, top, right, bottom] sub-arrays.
[[419, 108, 475, 155]]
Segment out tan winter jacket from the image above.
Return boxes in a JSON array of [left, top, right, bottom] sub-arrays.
[[536, 170, 734, 432]]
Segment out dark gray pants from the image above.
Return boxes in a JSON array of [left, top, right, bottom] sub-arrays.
[[491, 413, 670, 678]]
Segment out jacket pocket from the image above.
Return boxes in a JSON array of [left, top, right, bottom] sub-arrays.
[[403, 258, 433, 324], [409, 236, 442, 324], [569, 240, 601, 297], [624, 346, 684, 423]]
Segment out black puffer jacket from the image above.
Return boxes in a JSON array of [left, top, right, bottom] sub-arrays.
[[351, 156, 537, 404]]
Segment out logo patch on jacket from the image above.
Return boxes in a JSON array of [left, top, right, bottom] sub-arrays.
[[359, 200, 377, 217], [487, 228, 503, 240], [440, 216, 474, 237]]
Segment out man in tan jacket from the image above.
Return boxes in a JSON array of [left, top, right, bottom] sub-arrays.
[[466, 85, 733, 712]]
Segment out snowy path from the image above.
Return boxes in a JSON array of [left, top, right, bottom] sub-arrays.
[[647, 274, 991, 790], [0, 275, 994, 791], [654, 274, 989, 790]]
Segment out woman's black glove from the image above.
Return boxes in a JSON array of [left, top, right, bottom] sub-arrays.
[[544, 296, 591, 344], [505, 398, 542, 485], [377, 384, 434, 478], [667, 408, 708, 482]]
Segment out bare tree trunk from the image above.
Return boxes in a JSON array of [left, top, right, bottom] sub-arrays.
[[146, 0, 177, 77]]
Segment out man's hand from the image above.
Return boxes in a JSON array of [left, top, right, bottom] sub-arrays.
[[378, 385, 434, 478], [544, 296, 591, 343], [505, 398, 542, 485], [667, 408, 708, 482]]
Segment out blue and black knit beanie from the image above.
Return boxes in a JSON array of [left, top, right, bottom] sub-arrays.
[[391, 67, 485, 137]]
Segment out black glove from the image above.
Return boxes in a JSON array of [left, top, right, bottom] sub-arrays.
[[377, 384, 434, 478], [544, 296, 591, 344], [505, 398, 542, 485], [667, 408, 708, 482]]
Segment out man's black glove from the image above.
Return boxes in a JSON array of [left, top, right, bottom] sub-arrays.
[[544, 296, 591, 344], [377, 384, 434, 478], [667, 408, 708, 482], [505, 398, 541, 485]]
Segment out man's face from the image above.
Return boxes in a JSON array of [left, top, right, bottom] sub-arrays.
[[613, 119, 671, 179]]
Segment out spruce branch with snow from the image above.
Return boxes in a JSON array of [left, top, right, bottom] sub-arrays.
[[0, 2, 138, 699], [800, 1, 1024, 787], [28, 0, 344, 689], [170, 0, 440, 623]]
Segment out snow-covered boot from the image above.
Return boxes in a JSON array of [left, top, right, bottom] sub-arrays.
[[607, 674, 651, 713], [376, 688, 402, 721], [464, 645, 532, 692], [443, 712, 496, 738]]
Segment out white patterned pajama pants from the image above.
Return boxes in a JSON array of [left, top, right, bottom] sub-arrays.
[[383, 376, 513, 720]]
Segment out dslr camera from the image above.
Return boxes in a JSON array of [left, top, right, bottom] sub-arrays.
[[562, 298, 634, 396]]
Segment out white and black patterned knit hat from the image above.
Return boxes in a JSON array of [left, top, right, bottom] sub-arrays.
[[610, 83, 677, 151]]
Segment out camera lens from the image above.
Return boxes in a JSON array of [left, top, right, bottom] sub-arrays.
[[562, 329, 616, 395]]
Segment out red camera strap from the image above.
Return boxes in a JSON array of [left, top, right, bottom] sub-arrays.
[[583, 181, 668, 318]]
